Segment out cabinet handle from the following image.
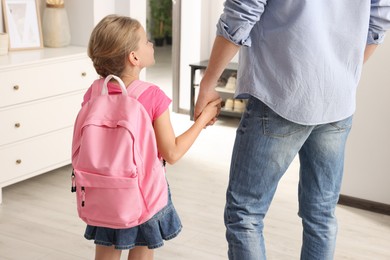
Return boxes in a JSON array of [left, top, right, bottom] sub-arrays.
[[16, 159, 22, 164], [13, 85, 20, 90], [81, 72, 87, 77], [15, 123, 21, 128]]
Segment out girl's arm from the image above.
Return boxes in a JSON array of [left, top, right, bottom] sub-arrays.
[[363, 44, 378, 63], [154, 99, 221, 164]]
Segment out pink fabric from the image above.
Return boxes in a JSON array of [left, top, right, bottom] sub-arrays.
[[81, 80, 172, 122], [72, 79, 170, 229]]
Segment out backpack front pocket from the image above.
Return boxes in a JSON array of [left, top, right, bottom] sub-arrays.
[[74, 170, 142, 229]]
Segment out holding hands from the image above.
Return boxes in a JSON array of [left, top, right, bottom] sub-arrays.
[[194, 80, 222, 127]]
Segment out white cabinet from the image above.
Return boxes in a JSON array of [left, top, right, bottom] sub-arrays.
[[0, 46, 97, 202]]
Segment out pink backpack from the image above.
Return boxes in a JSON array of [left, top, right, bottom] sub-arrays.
[[71, 75, 168, 229]]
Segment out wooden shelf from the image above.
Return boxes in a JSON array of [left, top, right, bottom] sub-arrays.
[[215, 86, 235, 94], [189, 60, 239, 120]]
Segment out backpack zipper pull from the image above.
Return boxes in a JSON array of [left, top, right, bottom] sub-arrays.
[[71, 171, 76, 192], [81, 187, 85, 207]]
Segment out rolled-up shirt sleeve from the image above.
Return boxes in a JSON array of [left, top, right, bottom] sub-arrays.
[[216, 0, 268, 47], [368, 0, 390, 44]]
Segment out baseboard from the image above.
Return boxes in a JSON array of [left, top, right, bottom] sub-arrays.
[[338, 195, 390, 216]]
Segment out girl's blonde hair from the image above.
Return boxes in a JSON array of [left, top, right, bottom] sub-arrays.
[[88, 14, 141, 77]]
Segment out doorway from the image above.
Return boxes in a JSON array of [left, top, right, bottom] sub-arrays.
[[171, 0, 180, 113], [145, 0, 180, 113]]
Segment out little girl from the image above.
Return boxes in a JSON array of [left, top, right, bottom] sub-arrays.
[[80, 14, 220, 260]]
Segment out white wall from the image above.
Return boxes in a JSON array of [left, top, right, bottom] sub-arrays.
[[0, 0, 147, 44], [203, 0, 239, 63], [116, 0, 146, 26], [178, 0, 238, 111], [342, 39, 390, 205], [65, 0, 145, 47], [179, 0, 222, 111], [65, 0, 146, 79], [178, 0, 203, 111], [0, 4, 3, 33]]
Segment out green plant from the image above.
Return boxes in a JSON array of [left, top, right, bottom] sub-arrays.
[[162, 0, 172, 38], [149, 0, 172, 42], [149, 0, 165, 39]]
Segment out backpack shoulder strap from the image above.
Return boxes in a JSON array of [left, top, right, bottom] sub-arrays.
[[128, 80, 154, 99], [90, 78, 104, 98], [90, 75, 128, 98], [90, 78, 152, 99]]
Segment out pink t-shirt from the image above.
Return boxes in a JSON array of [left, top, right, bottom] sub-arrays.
[[81, 80, 172, 122]]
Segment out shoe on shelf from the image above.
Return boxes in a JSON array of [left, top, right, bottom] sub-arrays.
[[224, 98, 234, 111], [233, 99, 245, 113], [217, 77, 227, 87], [225, 75, 236, 91]]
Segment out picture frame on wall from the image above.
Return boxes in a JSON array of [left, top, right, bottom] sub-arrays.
[[2, 0, 43, 50]]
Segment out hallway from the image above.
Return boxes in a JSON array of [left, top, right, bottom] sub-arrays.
[[0, 45, 389, 260]]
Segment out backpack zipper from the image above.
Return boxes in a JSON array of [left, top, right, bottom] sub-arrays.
[[71, 170, 76, 192], [81, 187, 85, 207]]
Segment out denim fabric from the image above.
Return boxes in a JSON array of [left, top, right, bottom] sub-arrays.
[[224, 96, 352, 260]]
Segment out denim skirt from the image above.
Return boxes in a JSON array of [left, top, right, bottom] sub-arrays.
[[84, 190, 182, 250]]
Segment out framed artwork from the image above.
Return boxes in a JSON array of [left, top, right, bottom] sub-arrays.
[[2, 0, 43, 50]]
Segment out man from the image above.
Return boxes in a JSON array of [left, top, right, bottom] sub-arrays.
[[194, 1, 390, 259]]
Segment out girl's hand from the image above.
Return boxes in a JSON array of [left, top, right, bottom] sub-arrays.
[[194, 87, 221, 124], [198, 98, 222, 126]]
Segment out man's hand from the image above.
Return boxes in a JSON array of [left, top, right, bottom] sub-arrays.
[[193, 36, 240, 125], [194, 84, 221, 126]]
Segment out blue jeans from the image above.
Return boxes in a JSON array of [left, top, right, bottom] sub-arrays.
[[225, 97, 352, 260]]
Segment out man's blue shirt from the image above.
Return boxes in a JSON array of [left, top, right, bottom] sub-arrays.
[[217, 0, 390, 124]]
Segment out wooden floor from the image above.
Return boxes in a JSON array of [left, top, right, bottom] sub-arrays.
[[1, 113, 390, 259], [1, 46, 389, 259]]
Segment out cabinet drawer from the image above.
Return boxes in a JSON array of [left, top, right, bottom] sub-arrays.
[[0, 128, 72, 184], [0, 92, 83, 146], [0, 58, 96, 107]]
